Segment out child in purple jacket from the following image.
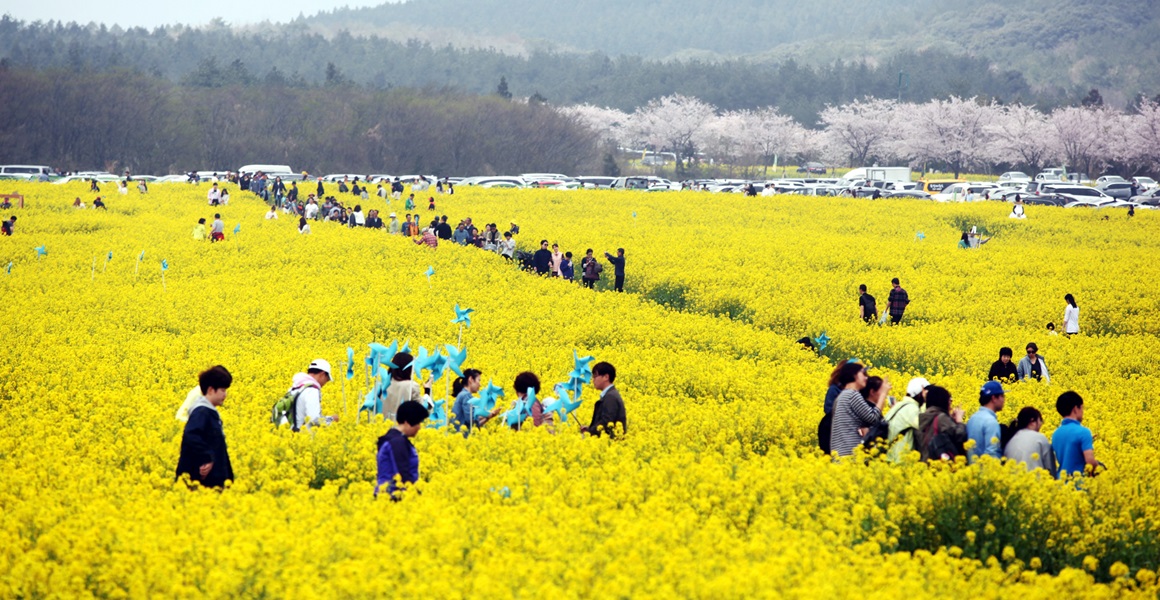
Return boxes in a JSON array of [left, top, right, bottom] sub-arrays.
[[375, 401, 429, 499]]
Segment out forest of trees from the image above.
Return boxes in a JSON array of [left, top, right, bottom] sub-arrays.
[[0, 16, 1058, 126], [0, 66, 598, 175]]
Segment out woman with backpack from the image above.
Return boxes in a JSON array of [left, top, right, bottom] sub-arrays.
[[829, 363, 885, 457], [917, 386, 968, 462]]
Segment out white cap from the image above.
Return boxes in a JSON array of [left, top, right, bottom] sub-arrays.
[[389, 213, 396, 218], [309, 359, 332, 377], [906, 377, 931, 398]]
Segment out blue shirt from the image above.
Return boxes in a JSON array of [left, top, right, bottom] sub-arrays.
[[451, 389, 476, 437], [966, 407, 1002, 461], [1052, 418, 1094, 478]]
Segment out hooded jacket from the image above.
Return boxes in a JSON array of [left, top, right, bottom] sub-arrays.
[[917, 406, 968, 462], [175, 397, 233, 488]]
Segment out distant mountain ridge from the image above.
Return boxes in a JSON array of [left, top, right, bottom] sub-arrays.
[[300, 0, 1160, 104]]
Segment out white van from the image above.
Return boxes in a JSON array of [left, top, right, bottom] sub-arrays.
[[238, 164, 293, 176], [840, 167, 911, 185], [0, 165, 57, 179]]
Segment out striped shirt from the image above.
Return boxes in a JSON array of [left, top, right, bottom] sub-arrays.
[[830, 389, 884, 456]]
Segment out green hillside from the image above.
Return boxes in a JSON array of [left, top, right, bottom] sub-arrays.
[[303, 0, 1160, 103]]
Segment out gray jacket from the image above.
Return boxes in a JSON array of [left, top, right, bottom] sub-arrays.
[[1017, 356, 1050, 383]]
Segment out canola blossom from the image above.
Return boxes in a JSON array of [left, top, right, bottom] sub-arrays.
[[1, 182, 1159, 597]]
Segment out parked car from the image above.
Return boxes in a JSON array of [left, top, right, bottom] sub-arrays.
[[796, 162, 827, 174], [1024, 194, 1069, 207], [931, 182, 999, 202], [1040, 184, 1110, 203], [885, 190, 932, 199], [322, 173, 368, 182], [576, 176, 616, 189], [1131, 176, 1157, 189], [1095, 175, 1126, 187], [998, 171, 1031, 183], [1097, 182, 1134, 199]]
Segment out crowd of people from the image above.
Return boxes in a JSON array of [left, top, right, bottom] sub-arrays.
[[818, 344, 1098, 480], [175, 355, 626, 498]]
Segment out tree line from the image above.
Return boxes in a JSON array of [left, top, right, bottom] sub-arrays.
[[0, 16, 1061, 126], [0, 66, 598, 175]]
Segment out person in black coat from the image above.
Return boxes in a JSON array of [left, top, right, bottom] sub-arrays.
[[582, 362, 627, 438], [175, 366, 235, 488], [604, 248, 626, 292], [533, 239, 552, 275], [987, 347, 1018, 382]]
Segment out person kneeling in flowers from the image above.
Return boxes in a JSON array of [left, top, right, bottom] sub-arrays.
[[175, 365, 234, 489], [376, 400, 429, 499]]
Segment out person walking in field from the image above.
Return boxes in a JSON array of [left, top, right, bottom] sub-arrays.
[[384, 352, 423, 422], [605, 248, 626, 292], [857, 284, 878, 324], [581, 249, 602, 289], [211, 214, 225, 242], [887, 277, 909, 324], [533, 240, 552, 275], [560, 252, 575, 282], [550, 243, 564, 277], [829, 362, 884, 456], [917, 386, 967, 462], [1002, 407, 1057, 476], [175, 365, 234, 488], [1063, 294, 1080, 336], [1052, 391, 1098, 479], [375, 400, 429, 499], [883, 377, 929, 462], [988, 347, 1018, 381], [582, 362, 626, 438], [1017, 343, 1050, 383], [966, 381, 1007, 462], [281, 359, 339, 430]]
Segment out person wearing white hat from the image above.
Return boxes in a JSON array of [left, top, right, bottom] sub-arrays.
[[388, 212, 400, 235], [278, 359, 338, 431], [883, 377, 930, 463]]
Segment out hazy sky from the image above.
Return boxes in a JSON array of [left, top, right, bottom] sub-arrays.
[[0, 0, 389, 28]]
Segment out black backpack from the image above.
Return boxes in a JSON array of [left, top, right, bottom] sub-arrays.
[[817, 413, 833, 454], [860, 419, 891, 449]]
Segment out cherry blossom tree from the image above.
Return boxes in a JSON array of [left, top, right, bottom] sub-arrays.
[[557, 104, 632, 147], [817, 98, 898, 167], [1126, 99, 1160, 171], [697, 111, 749, 175], [628, 94, 716, 173], [1050, 105, 1115, 178], [742, 107, 804, 176], [895, 97, 997, 177], [986, 103, 1060, 174]]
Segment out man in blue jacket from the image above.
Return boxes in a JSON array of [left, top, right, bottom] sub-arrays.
[[376, 401, 430, 499], [605, 248, 626, 292], [175, 366, 234, 488]]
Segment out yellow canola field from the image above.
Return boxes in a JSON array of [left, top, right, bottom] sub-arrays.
[[0, 182, 1158, 598]]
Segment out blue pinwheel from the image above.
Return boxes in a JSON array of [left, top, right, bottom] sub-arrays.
[[916, 232, 926, 240], [426, 399, 448, 429], [233, 223, 241, 234], [444, 344, 468, 378], [814, 332, 831, 352], [425, 265, 435, 280], [106, 251, 113, 261], [413, 346, 449, 382], [450, 304, 475, 328], [547, 383, 584, 422], [570, 350, 595, 384], [35, 246, 47, 258], [346, 347, 355, 380], [138, 250, 145, 261], [161, 259, 169, 271], [470, 380, 505, 418], [504, 389, 534, 428], [5, 262, 10, 275]]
